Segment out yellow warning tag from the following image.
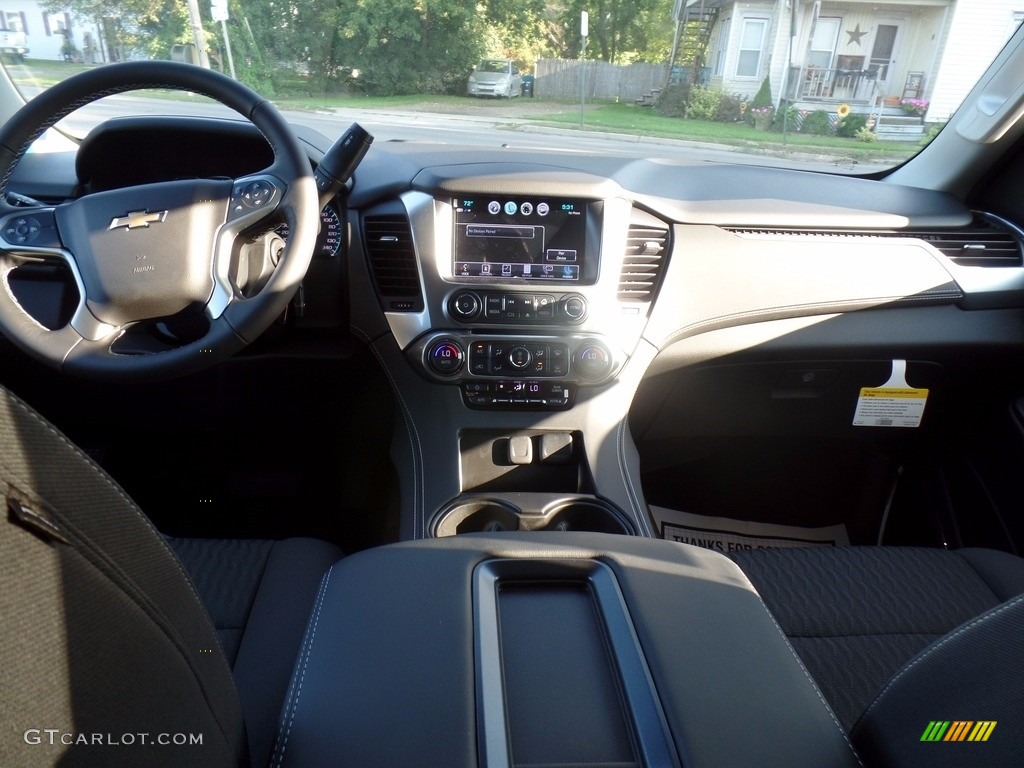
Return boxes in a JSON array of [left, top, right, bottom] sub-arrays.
[[852, 361, 929, 428]]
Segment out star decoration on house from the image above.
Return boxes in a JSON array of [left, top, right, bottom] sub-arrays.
[[846, 24, 867, 46]]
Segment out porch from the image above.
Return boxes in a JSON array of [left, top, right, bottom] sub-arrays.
[[788, 65, 880, 106]]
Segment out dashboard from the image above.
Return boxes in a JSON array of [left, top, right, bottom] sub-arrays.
[[8, 115, 1024, 541]]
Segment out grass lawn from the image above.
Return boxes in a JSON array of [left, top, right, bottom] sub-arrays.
[[541, 102, 920, 162]]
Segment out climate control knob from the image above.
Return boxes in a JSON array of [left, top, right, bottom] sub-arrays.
[[508, 346, 532, 369], [574, 341, 613, 380], [427, 339, 465, 376]]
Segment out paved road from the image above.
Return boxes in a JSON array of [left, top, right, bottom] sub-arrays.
[[49, 92, 883, 173]]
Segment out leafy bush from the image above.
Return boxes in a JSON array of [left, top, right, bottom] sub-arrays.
[[746, 76, 772, 124], [836, 113, 868, 138], [801, 109, 833, 135], [686, 86, 722, 121], [854, 126, 877, 143], [715, 92, 746, 123], [655, 83, 691, 118], [920, 123, 944, 146], [772, 104, 799, 131]]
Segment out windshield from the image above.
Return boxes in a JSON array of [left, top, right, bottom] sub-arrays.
[[1, 2, 1019, 174], [479, 61, 512, 74]]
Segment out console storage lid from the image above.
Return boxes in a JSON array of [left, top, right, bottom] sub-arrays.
[[271, 533, 859, 768]]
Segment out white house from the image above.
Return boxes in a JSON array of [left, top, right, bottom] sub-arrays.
[[0, 1, 108, 63], [693, 0, 1023, 122]]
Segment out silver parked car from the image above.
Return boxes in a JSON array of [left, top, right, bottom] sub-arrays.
[[467, 58, 522, 98]]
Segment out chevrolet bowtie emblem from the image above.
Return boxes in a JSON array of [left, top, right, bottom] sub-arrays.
[[108, 210, 168, 231]]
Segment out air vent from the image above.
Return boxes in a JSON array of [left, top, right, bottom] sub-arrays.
[[363, 214, 423, 311], [618, 215, 669, 301], [907, 215, 1023, 267], [728, 213, 1023, 268]]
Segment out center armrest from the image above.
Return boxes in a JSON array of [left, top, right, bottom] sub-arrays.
[[270, 532, 860, 768]]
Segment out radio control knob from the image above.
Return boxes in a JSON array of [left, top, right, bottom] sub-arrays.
[[574, 341, 613, 380], [450, 291, 481, 320], [561, 294, 587, 322], [427, 339, 465, 375]]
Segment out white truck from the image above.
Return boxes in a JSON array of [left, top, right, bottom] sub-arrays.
[[0, 28, 28, 62]]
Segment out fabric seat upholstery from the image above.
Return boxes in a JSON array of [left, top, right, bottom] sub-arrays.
[[168, 536, 342, 767], [0, 384, 340, 768], [728, 545, 1024, 766]]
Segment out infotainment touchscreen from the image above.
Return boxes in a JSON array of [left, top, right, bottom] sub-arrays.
[[453, 196, 587, 281]]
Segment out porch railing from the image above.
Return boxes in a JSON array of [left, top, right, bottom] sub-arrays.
[[787, 66, 880, 104]]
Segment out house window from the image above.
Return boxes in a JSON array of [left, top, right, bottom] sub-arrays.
[[808, 17, 840, 70], [5, 12, 23, 33], [713, 17, 731, 76], [736, 17, 768, 78], [44, 12, 68, 36]]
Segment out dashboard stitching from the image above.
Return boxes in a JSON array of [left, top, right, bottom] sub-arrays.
[[363, 335, 424, 538], [271, 567, 332, 766], [656, 293, 963, 350]]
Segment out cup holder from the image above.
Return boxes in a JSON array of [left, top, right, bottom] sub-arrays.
[[433, 494, 634, 537], [545, 500, 632, 534], [435, 500, 522, 537]]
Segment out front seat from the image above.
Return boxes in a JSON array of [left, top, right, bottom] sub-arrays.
[[0, 385, 341, 767], [728, 545, 1024, 767]]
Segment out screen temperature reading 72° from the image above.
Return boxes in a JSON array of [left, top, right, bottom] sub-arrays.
[[453, 196, 586, 281]]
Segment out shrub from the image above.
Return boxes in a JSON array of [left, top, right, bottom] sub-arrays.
[[686, 86, 723, 121], [655, 83, 691, 118], [854, 126, 877, 143], [746, 76, 772, 124], [836, 113, 868, 138], [801, 109, 832, 135], [715, 92, 746, 123], [772, 103, 799, 131], [920, 123, 944, 146]]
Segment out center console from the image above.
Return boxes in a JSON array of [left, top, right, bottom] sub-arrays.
[[354, 169, 670, 539], [270, 533, 860, 768]]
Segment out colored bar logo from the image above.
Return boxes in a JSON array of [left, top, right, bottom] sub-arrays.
[[920, 721, 997, 742]]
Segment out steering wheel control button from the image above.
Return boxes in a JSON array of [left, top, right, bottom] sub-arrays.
[[229, 178, 279, 220], [427, 339, 465, 375], [574, 342, 613, 380], [242, 181, 274, 208], [1, 212, 60, 248]]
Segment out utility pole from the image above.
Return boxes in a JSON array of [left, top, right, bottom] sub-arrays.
[[186, 0, 211, 68]]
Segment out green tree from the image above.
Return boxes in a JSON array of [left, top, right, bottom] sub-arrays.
[[557, 0, 674, 63], [42, 0, 200, 61]]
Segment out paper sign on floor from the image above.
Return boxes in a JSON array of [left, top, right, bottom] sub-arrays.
[[652, 506, 850, 553]]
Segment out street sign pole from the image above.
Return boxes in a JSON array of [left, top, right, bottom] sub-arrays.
[[579, 11, 589, 127], [220, 20, 237, 79], [210, 0, 236, 79]]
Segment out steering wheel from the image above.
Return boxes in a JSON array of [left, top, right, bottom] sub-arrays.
[[0, 61, 318, 379]]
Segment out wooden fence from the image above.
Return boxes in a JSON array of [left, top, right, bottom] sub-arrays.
[[534, 59, 668, 101]]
